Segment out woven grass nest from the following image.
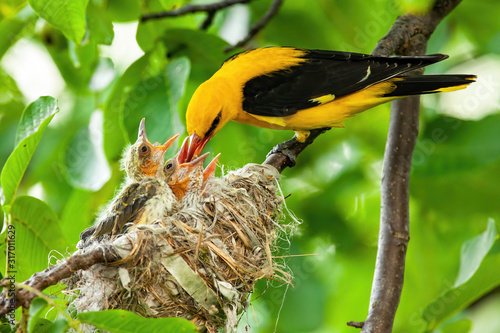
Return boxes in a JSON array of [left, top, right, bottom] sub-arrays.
[[65, 163, 296, 332]]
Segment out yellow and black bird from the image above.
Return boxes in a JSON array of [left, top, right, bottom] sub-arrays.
[[185, 47, 476, 158], [78, 119, 179, 246]]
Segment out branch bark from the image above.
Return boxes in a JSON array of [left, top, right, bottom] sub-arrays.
[[0, 247, 119, 317]]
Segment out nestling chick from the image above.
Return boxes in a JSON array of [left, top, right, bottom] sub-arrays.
[[164, 136, 220, 208], [78, 119, 179, 246]]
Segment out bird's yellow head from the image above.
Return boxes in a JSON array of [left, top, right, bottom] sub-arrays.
[[186, 79, 236, 142], [185, 79, 236, 160]]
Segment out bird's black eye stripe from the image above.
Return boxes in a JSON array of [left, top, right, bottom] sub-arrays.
[[206, 111, 222, 137]]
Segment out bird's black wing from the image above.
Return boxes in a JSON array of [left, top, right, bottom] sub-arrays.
[[242, 50, 447, 117], [80, 180, 159, 242]]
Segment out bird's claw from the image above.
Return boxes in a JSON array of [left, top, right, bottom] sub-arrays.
[[267, 137, 298, 167]]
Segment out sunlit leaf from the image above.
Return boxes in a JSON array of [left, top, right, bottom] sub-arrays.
[[59, 189, 93, 244], [0, 6, 36, 60], [123, 57, 190, 139], [86, 2, 114, 45], [1, 96, 58, 209], [45, 318, 69, 333], [15, 96, 58, 146], [78, 309, 197, 332], [11, 196, 69, 281], [104, 53, 156, 161], [455, 219, 496, 286], [28, 297, 48, 333], [423, 234, 500, 329], [64, 111, 111, 191], [28, 0, 89, 43]]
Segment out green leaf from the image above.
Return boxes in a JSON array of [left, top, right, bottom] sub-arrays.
[[86, 2, 114, 45], [28, 0, 89, 43], [414, 115, 500, 176], [44, 318, 69, 333], [64, 112, 111, 191], [136, 1, 198, 52], [11, 196, 69, 281], [441, 319, 472, 333], [78, 309, 197, 332], [0, 6, 36, 61], [122, 57, 190, 141], [423, 232, 500, 329], [162, 29, 229, 74], [29, 318, 53, 333], [103, 46, 190, 161], [1, 97, 58, 208], [455, 219, 497, 286], [103, 54, 153, 161], [60, 189, 93, 244], [0, 323, 14, 333], [106, 0, 141, 22], [15, 96, 58, 146], [28, 297, 48, 333]]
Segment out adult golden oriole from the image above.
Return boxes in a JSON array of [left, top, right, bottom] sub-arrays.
[[184, 47, 475, 159]]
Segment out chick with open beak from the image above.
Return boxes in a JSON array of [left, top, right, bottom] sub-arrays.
[[164, 136, 220, 207], [79, 119, 179, 246]]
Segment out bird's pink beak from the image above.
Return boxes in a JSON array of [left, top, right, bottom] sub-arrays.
[[203, 153, 220, 183], [186, 132, 214, 162]]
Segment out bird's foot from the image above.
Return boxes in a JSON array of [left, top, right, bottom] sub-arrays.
[[267, 137, 298, 167]]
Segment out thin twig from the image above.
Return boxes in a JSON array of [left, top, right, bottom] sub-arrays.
[[141, 0, 251, 22], [347, 321, 365, 329], [225, 0, 284, 52], [200, 10, 217, 30]]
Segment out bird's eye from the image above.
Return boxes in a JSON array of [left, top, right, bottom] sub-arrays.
[[139, 144, 150, 156], [206, 111, 222, 137], [166, 162, 173, 170]]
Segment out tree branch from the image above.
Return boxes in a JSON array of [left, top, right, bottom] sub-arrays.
[[224, 0, 284, 52], [141, 0, 251, 22], [0, 247, 119, 317]]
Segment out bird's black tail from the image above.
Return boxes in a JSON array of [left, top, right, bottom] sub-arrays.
[[382, 74, 477, 97]]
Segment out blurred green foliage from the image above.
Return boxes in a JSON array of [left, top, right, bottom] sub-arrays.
[[0, 0, 499, 332]]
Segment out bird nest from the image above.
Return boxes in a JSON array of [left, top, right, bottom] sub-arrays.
[[64, 164, 296, 332]]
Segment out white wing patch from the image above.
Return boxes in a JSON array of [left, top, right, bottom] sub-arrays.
[[358, 65, 371, 83]]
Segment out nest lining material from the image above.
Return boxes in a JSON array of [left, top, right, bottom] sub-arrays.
[[64, 164, 297, 332]]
